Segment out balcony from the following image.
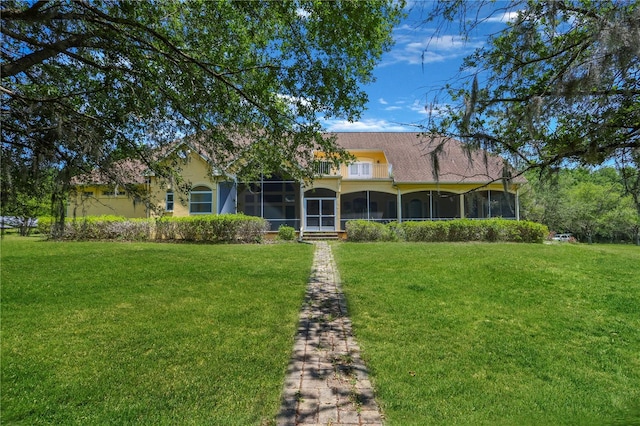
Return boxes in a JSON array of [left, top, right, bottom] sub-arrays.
[[315, 161, 393, 180]]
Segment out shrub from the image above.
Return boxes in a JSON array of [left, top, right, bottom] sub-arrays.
[[36, 216, 55, 235], [402, 221, 449, 242], [346, 220, 394, 242], [38, 214, 269, 243], [277, 225, 297, 241], [356, 219, 549, 243], [156, 214, 268, 243]]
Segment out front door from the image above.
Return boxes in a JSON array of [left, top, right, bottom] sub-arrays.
[[305, 198, 336, 232]]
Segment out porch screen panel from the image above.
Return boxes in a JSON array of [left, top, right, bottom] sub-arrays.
[[490, 191, 516, 218], [433, 192, 460, 219], [466, 191, 489, 219], [368, 191, 397, 222], [402, 191, 431, 220], [238, 175, 299, 230]]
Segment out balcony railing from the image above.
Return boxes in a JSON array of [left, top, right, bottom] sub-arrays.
[[315, 162, 393, 179]]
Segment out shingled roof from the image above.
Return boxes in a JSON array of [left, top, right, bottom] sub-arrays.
[[71, 132, 524, 186], [333, 132, 525, 184]]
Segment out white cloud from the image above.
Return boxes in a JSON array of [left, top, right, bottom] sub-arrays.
[[381, 29, 485, 67], [484, 10, 520, 23], [379, 98, 388, 105], [323, 119, 414, 132], [385, 106, 402, 111], [408, 99, 428, 115]]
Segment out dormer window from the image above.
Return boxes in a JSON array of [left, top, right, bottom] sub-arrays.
[[349, 162, 372, 178]]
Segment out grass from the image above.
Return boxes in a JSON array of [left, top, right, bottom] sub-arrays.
[[1, 236, 314, 425], [333, 242, 640, 425]]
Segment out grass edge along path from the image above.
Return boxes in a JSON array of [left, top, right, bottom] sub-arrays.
[[334, 242, 640, 425], [1, 237, 314, 425]]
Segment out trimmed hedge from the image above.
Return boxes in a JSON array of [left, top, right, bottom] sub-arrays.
[[345, 220, 396, 242], [38, 214, 269, 243], [347, 219, 548, 243]]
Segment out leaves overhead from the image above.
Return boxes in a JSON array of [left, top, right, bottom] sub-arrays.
[[423, 0, 640, 172], [1, 0, 402, 189]]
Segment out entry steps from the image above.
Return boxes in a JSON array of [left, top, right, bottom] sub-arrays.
[[301, 231, 340, 241]]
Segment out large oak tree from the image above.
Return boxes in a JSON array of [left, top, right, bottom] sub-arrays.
[[424, 0, 638, 168], [1, 0, 402, 227], [421, 0, 639, 242]]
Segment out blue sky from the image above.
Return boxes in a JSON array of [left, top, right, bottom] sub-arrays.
[[322, 3, 518, 132]]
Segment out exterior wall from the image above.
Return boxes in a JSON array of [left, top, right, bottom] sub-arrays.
[[148, 149, 219, 218], [346, 149, 388, 164], [69, 145, 521, 225], [67, 185, 147, 218]]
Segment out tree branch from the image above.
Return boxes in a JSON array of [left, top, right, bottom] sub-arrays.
[[1, 33, 91, 77]]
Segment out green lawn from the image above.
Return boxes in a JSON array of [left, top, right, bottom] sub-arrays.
[[334, 242, 640, 425], [1, 237, 314, 425]]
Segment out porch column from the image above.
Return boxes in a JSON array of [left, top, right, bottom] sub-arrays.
[[488, 190, 492, 218], [515, 188, 520, 221], [396, 189, 402, 223], [429, 190, 433, 219], [459, 193, 465, 219], [299, 182, 305, 234]]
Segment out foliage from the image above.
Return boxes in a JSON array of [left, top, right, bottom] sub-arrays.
[[334, 242, 640, 425], [157, 214, 269, 243], [423, 1, 639, 176], [347, 219, 547, 243], [0, 160, 54, 236], [521, 166, 640, 243], [38, 214, 268, 243], [277, 225, 297, 241], [345, 219, 396, 242], [1, 237, 313, 424], [1, 0, 403, 233]]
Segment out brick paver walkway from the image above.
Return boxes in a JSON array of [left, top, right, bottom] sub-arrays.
[[277, 242, 383, 426]]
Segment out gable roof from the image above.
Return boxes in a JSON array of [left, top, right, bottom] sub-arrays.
[[70, 159, 147, 185], [71, 132, 525, 186], [333, 132, 525, 184]]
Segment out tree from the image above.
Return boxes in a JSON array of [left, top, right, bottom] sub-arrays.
[[520, 166, 639, 243], [1, 0, 402, 234], [567, 182, 621, 243], [422, 0, 639, 243], [0, 147, 53, 236], [423, 0, 639, 172]]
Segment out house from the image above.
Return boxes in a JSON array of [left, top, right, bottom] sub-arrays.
[[68, 132, 525, 234]]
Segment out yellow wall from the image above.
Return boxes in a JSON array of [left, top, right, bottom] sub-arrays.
[[315, 150, 389, 166], [148, 148, 219, 218], [347, 149, 388, 164], [69, 146, 222, 219], [397, 182, 519, 195], [67, 185, 147, 218]]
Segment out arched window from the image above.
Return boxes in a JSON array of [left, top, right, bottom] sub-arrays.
[[190, 185, 212, 214]]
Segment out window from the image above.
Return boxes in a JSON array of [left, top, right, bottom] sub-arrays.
[[82, 191, 94, 198], [166, 191, 174, 212], [348, 162, 372, 178], [189, 186, 212, 214], [102, 191, 126, 196]]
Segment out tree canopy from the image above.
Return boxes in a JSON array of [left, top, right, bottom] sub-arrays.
[[423, 0, 639, 173], [1, 0, 402, 222], [520, 166, 640, 244]]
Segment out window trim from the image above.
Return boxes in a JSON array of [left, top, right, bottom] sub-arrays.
[[165, 191, 174, 212], [189, 186, 213, 214], [348, 162, 372, 178]]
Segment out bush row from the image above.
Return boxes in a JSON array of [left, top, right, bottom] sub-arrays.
[[346, 219, 548, 243], [37, 214, 269, 243]]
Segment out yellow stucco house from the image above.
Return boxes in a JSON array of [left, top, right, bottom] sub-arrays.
[[69, 132, 525, 235]]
